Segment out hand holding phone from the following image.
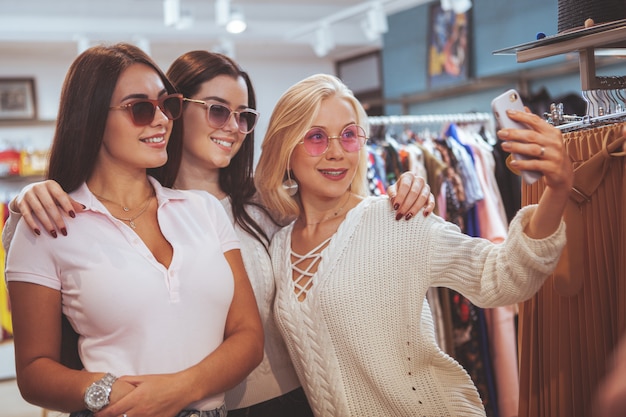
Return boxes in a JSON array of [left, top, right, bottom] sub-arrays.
[[491, 89, 542, 185]]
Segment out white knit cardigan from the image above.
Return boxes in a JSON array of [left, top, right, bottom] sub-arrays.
[[220, 198, 302, 410], [270, 196, 566, 417]]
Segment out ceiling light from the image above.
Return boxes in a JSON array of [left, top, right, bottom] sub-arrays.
[[312, 22, 334, 57], [226, 9, 247, 34], [163, 0, 181, 27], [440, 0, 472, 14], [361, 1, 388, 41], [215, 0, 230, 26], [451, 0, 472, 13]]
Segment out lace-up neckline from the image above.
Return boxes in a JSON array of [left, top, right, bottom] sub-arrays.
[[290, 236, 332, 302]]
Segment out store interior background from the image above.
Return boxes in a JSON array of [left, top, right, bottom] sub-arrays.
[[1, 0, 625, 416]]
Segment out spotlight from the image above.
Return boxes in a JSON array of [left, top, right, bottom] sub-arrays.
[[312, 22, 334, 57], [226, 8, 247, 34], [163, 0, 180, 27], [361, 1, 388, 41], [215, 0, 230, 26], [441, 0, 472, 14]]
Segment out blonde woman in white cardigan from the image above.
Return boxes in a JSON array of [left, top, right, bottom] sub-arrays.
[[254, 74, 573, 417]]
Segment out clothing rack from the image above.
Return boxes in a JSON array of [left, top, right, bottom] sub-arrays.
[[553, 109, 626, 132], [368, 112, 493, 126]]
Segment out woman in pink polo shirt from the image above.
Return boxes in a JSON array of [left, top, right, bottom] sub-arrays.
[[5, 43, 263, 417]]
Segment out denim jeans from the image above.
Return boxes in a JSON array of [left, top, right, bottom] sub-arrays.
[[70, 404, 227, 417], [227, 387, 314, 417]]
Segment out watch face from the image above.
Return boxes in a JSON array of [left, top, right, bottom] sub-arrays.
[[86, 385, 109, 410]]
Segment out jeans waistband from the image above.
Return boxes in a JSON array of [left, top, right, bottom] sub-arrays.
[[70, 404, 227, 417]]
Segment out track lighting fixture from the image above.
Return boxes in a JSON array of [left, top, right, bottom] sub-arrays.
[[163, 0, 180, 27], [361, 1, 389, 41], [226, 8, 247, 34], [440, 0, 472, 14], [312, 22, 334, 57]]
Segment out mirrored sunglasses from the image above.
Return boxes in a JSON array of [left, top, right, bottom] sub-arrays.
[[109, 93, 183, 126], [184, 98, 260, 134], [299, 124, 368, 156]]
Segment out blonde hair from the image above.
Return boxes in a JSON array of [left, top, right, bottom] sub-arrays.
[[255, 74, 369, 222]]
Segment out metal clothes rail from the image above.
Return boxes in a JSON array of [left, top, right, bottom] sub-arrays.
[[368, 112, 493, 126]]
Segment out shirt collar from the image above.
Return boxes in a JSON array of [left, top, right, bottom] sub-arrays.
[[72, 176, 187, 211]]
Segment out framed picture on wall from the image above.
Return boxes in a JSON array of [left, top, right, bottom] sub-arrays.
[[427, 3, 471, 89], [0, 78, 37, 120]]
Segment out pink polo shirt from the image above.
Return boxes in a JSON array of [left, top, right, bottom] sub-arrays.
[[5, 177, 240, 411]]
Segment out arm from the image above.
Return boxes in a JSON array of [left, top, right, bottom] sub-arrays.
[[8, 281, 133, 412], [497, 109, 573, 238], [386, 172, 436, 220], [97, 249, 264, 417], [6, 180, 83, 239]]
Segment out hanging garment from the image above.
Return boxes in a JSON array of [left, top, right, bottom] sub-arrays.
[[0, 202, 11, 340], [518, 122, 626, 417]]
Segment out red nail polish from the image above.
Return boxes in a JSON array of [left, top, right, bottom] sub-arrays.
[[61, 228, 68, 236], [393, 203, 400, 210], [51, 230, 58, 238], [396, 213, 403, 221], [34, 229, 41, 236], [405, 213, 413, 221], [69, 210, 76, 218]]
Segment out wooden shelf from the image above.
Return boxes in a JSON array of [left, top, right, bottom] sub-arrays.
[[0, 119, 55, 127], [494, 19, 626, 90]]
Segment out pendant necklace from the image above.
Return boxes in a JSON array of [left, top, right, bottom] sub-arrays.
[[94, 190, 154, 229], [301, 192, 352, 226]]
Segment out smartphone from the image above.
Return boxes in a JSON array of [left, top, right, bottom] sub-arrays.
[[491, 89, 541, 185]]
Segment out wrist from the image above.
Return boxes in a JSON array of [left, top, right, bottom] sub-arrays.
[[84, 373, 117, 412]]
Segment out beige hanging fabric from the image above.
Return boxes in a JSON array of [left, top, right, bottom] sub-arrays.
[[517, 122, 626, 417]]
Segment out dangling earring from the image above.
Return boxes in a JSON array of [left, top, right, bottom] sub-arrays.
[[282, 179, 298, 196], [282, 170, 298, 196]]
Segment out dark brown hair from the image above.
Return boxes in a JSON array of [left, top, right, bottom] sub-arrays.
[[47, 43, 183, 191], [167, 51, 275, 247]]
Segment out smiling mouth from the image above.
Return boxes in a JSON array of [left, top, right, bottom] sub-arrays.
[[212, 137, 233, 148], [141, 136, 165, 144], [319, 169, 345, 176]]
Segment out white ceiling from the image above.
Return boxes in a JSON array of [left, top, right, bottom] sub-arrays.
[[0, 0, 431, 62]]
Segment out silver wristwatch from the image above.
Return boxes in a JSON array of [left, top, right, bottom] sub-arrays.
[[84, 372, 117, 412]]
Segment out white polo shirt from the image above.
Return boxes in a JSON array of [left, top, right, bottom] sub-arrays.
[[5, 176, 240, 411]]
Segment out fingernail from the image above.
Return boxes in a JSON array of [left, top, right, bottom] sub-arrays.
[[405, 213, 413, 221], [50, 230, 58, 238], [393, 203, 400, 210], [506, 109, 518, 115], [61, 228, 67, 236], [81, 204, 86, 209], [395, 213, 403, 221], [34, 228, 41, 236], [499, 130, 510, 138], [424, 211, 430, 217], [69, 211, 76, 218]]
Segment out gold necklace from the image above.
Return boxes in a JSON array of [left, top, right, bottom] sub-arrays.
[[301, 192, 352, 226], [94, 190, 154, 229]]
